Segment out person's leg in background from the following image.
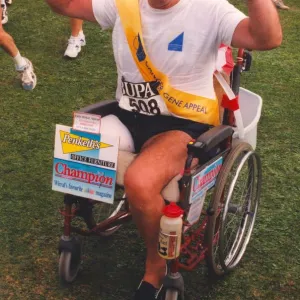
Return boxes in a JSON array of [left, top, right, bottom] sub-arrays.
[[64, 18, 86, 58], [0, 4, 37, 90], [272, 0, 289, 10], [1, 0, 8, 24]]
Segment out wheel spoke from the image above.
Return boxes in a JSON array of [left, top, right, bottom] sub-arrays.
[[206, 143, 261, 276]]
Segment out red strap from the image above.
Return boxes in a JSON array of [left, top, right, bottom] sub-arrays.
[[218, 44, 234, 75], [221, 94, 239, 111]]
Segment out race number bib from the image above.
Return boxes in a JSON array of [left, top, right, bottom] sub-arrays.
[[119, 78, 170, 116]]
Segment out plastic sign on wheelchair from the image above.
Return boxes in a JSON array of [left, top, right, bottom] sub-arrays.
[[52, 124, 119, 204], [190, 156, 223, 203], [72, 111, 102, 134], [184, 156, 223, 227]]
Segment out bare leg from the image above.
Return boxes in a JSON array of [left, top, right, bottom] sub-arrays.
[[0, 6, 18, 57], [70, 18, 83, 37], [64, 18, 85, 58], [124, 130, 192, 288], [0, 6, 36, 90], [0, 29, 18, 56]]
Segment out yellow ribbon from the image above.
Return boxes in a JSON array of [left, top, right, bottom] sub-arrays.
[[116, 0, 220, 126]]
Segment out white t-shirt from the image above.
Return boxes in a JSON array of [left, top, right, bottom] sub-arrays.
[[92, 0, 246, 117]]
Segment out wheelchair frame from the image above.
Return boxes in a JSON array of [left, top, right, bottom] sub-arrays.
[[58, 49, 261, 299]]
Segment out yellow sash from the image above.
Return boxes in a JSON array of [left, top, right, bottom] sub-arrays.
[[116, 0, 220, 126]]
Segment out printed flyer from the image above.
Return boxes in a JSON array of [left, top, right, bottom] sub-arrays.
[[189, 157, 223, 204], [52, 125, 119, 204]]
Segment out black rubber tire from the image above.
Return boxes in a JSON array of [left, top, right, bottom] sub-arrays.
[[165, 289, 179, 300], [219, 149, 261, 272], [59, 249, 81, 284]]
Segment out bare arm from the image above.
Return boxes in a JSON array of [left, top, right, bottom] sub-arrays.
[[46, 0, 96, 22], [232, 0, 282, 50]]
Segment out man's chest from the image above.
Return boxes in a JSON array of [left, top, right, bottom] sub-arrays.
[[113, 17, 217, 76]]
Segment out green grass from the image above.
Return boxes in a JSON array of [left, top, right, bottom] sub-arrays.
[[0, 1, 300, 299]]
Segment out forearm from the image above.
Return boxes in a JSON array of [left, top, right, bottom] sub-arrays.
[[247, 0, 282, 49]]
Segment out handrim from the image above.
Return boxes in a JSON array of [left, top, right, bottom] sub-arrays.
[[205, 142, 261, 277], [220, 151, 261, 270]]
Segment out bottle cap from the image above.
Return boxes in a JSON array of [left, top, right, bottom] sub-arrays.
[[163, 203, 183, 218]]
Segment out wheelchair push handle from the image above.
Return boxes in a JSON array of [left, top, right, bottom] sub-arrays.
[[222, 47, 253, 139], [231, 48, 252, 95]]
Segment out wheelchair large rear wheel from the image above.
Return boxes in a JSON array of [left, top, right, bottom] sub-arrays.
[[205, 142, 262, 277]]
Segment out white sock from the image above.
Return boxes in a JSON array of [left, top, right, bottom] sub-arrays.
[[13, 52, 27, 70], [73, 30, 84, 38]]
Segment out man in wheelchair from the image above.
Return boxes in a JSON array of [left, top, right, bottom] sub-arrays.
[[47, 0, 281, 299]]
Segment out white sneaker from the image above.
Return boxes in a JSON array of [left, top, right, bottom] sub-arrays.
[[5, 0, 12, 5], [64, 33, 86, 58], [273, 0, 290, 9], [16, 58, 37, 91], [1, 3, 8, 24]]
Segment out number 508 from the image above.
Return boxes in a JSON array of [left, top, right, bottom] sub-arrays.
[[129, 98, 161, 115]]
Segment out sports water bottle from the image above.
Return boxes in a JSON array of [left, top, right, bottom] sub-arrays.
[[158, 203, 183, 260]]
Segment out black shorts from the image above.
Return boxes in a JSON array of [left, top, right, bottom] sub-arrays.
[[118, 108, 211, 152]]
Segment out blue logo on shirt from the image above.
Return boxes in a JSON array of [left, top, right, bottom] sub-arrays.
[[168, 32, 184, 52], [135, 34, 146, 62]]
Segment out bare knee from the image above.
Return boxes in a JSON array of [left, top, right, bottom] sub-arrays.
[[124, 165, 161, 213]]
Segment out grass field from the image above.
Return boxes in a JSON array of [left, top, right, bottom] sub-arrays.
[[0, 1, 300, 299]]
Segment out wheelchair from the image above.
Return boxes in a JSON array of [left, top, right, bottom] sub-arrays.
[[57, 49, 262, 299]]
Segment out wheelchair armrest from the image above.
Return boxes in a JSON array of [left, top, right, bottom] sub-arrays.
[[188, 125, 233, 154], [79, 100, 119, 117]]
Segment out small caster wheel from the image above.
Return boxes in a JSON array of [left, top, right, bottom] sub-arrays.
[[58, 237, 82, 283], [165, 289, 179, 300], [163, 272, 184, 300]]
